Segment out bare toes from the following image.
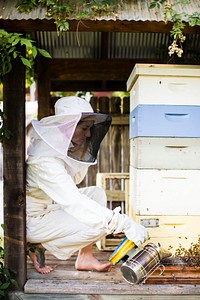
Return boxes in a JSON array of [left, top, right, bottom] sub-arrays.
[[39, 266, 53, 274]]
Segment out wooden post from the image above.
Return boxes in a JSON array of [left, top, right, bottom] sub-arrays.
[[3, 54, 26, 289], [37, 57, 51, 119]]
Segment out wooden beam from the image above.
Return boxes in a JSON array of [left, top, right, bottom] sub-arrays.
[[0, 19, 200, 34], [51, 80, 126, 91], [3, 55, 26, 290], [49, 58, 164, 81]]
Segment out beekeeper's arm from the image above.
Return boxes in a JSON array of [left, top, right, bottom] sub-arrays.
[[27, 156, 149, 246]]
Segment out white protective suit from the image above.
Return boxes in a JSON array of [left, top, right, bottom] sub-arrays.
[[26, 96, 148, 260]]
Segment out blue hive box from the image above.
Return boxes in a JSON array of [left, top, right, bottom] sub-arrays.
[[130, 104, 200, 138]]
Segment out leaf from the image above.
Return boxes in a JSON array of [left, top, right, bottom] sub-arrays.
[[13, 51, 18, 59], [149, 3, 157, 9], [8, 47, 15, 54], [0, 290, 5, 296], [20, 57, 32, 68], [10, 279, 19, 287], [0, 29, 8, 36], [11, 38, 20, 46], [0, 282, 10, 290], [31, 46, 37, 58], [55, 19, 69, 32], [20, 38, 32, 48], [37, 48, 51, 58], [3, 267, 10, 277], [2, 61, 12, 76], [3, 128, 13, 140]]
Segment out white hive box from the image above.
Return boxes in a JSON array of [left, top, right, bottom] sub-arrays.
[[130, 137, 200, 169], [127, 64, 200, 111], [129, 166, 200, 216], [134, 215, 200, 255]]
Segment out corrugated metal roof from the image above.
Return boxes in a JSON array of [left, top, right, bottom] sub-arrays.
[[1, 1, 199, 64], [35, 31, 200, 61], [0, 0, 199, 21]]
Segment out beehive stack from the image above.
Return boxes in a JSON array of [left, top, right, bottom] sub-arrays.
[[127, 64, 200, 253]]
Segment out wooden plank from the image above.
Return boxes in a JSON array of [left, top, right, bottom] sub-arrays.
[[98, 97, 110, 113], [110, 125, 122, 172], [98, 130, 111, 174], [8, 291, 200, 299], [8, 292, 93, 299], [27, 267, 123, 281], [110, 97, 121, 114], [111, 115, 129, 125], [96, 173, 129, 180], [123, 97, 130, 114], [121, 125, 130, 172], [146, 266, 200, 285], [100, 296, 200, 300], [24, 279, 200, 295], [105, 190, 125, 201]]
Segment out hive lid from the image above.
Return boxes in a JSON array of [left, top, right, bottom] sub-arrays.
[[127, 64, 200, 92]]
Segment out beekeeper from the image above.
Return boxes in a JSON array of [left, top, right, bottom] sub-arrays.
[[26, 96, 148, 274]]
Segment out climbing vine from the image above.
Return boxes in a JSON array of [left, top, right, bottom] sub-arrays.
[[16, 0, 119, 33], [149, 0, 200, 58], [0, 226, 18, 298], [0, 30, 51, 141], [0, 29, 51, 85]]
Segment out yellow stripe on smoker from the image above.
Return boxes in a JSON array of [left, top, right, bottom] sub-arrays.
[[109, 239, 135, 265]]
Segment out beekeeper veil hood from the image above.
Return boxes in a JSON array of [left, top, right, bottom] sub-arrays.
[[29, 96, 112, 164]]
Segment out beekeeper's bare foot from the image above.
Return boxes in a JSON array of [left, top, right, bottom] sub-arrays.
[[75, 244, 112, 272], [28, 243, 53, 274]]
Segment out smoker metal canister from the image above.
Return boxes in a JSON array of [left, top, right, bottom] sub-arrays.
[[121, 243, 171, 284]]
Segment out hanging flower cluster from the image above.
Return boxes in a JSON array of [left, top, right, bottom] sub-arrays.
[[168, 33, 186, 57], [149, 0, 200, 58]]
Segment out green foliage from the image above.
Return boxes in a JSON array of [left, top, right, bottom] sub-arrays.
[[0, 29, 51, 85], [0, 109, 13, 144], [149, 0, 200, 58], [16, 0, 119, 33], [0, 234, 18, 298]]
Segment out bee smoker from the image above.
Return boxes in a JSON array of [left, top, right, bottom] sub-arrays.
[[109, 237, 172, 284], [121, 243, 172, 284]]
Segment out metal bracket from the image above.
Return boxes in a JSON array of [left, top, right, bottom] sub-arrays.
[[140, 218, 159, 227]]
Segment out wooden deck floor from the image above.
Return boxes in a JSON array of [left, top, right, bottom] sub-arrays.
[[13, 247, 200, 299]]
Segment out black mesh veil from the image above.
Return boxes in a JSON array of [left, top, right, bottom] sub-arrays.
[[67, 113, 112, 163]]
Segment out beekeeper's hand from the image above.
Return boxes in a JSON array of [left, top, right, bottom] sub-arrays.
[[108, 207, 149, 247], [123, 218, 149, 247]]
